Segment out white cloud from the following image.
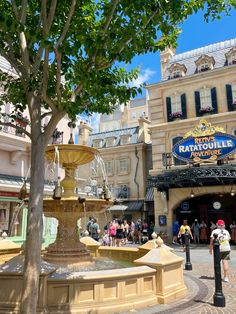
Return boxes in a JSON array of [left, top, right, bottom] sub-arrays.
[[131, 68, 156, 87]]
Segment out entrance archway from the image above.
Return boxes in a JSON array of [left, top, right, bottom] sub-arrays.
[[175, 193, 236, 234]]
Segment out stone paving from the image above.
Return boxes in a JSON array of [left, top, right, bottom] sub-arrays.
[[120, 244, 236, 314]]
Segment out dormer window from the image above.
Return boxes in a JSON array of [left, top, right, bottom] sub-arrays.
[[226, 48, 236, 65], [168, 63, 187, 79], [106, 136, 116, 147], [120, 135, 131, 145], [195, 55, 215, 73], [93, 139, 103, 148]]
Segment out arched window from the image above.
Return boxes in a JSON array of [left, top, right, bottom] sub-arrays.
[[172, 137, 187, 166], [195, 55, 215, 73]]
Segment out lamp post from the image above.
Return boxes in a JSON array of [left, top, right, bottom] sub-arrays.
[[185, 229, 192, 270], [213, 234, 225, 307]]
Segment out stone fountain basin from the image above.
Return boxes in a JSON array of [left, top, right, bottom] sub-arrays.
[[45, 144, 98, 165], [43, 198, 112, 214], [0, 242, 187, 313]]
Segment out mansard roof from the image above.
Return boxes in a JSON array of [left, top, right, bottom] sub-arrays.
[[88, 126, 140, 148], [163, 38, 236, 80]]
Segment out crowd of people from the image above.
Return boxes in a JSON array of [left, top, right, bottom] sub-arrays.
[[172, 218, 236, 246], [85, 217, 155, 247]]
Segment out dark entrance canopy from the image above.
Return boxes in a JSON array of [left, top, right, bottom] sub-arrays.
[[148, 165, 236, 191]]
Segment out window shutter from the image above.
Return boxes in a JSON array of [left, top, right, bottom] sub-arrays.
[[211, 87, 218, 113], [194, 91, 202, 116], [166, 97, 172, 122], [181, 94, 187, 119], [226, 84, 233, 111]]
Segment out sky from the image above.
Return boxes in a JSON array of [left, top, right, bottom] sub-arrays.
[[130, 9, 236, 96], [80, 9, 236, 131]]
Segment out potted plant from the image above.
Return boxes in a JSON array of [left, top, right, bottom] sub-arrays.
[[169, 111, 183, 121], [199, 105, 214, 115]]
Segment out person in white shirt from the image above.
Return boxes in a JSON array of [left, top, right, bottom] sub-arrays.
[[209, 219, 231, 282]]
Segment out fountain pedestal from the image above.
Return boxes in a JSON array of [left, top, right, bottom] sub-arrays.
[[43, 145, 112, 265]]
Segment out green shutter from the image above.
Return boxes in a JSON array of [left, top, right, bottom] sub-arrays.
[[211, 87, 218, 113], [166, 97, 172, 122], [226, 84, 233, 111], [195, 91, 202, 116], [181, 94, 187, 119]]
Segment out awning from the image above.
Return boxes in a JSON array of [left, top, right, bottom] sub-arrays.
[[145, 187, 154, 202], [122, 200, 144, 211], [107, 205, 128, 211]]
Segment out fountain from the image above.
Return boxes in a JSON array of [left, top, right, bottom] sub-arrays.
[[43, 144, 112, 264], [0, 137, 187, 313]]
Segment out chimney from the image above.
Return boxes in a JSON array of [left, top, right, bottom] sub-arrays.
[[138, 117, 151, 143], [160, 47, 175, 79], [78, 122, 93, 145]]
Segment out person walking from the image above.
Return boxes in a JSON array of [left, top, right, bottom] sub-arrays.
[[209, 219, 231, 282], [172, 219, 179, 244], [178, 220, 193, 251], [199, 220, 208, 243], [90, 218, 100, 242], [191, 219, 200, 244]]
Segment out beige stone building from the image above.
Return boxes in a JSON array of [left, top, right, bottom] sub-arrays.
[[77, 117, 153, 229], [146, 38, 236, 240]]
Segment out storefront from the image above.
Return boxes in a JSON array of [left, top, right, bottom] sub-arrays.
[[148, 120, 236, 238]]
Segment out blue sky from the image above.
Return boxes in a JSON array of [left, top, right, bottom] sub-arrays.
[[131, 9, 236, 96]]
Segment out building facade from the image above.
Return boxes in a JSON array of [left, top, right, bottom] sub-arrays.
[[77, 118, 153, 228], [147, 38, 236, 239]]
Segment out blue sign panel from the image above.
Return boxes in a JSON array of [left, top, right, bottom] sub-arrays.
[[173, 132, 236, 162]]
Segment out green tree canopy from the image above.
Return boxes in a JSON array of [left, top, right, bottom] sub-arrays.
[[0, 1, 235, 313]]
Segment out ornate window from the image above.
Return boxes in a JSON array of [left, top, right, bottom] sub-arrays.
[[93, 139, 104, 148], [168, 63, 187, 79], [104, 160, 113, 175], [171, 93, 182, 113], [106, 136, 116, 147], [117, 158, 129, 174], [195, 87, 218, 116], [166, 93, 187, 121], [225, 48, 236, 65], [232, 81, 236, 102], [200, 87, 212, 109], [120, 135, 131, 145], [195, 55, 215, 73]]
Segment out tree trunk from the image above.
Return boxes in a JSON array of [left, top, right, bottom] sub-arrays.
[[21, 136, 46, 314]]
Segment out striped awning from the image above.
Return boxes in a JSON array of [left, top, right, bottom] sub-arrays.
[[122, 200, 144, 211], [145, 187, 154, 202], [107, 205, 128, 211]]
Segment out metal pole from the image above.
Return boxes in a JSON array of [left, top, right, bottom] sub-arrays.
[[185, 230, 192, 270], [213, 234, 225, 307]]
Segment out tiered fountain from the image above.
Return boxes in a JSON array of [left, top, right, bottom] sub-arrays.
[[43, 144, 112, 264]]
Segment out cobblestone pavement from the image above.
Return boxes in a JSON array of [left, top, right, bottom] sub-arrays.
[[120, 245, 236, 314]]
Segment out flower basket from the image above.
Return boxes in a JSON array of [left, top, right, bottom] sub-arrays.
[[199, 106, 213, 115], [169, 111, 182, 121]]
